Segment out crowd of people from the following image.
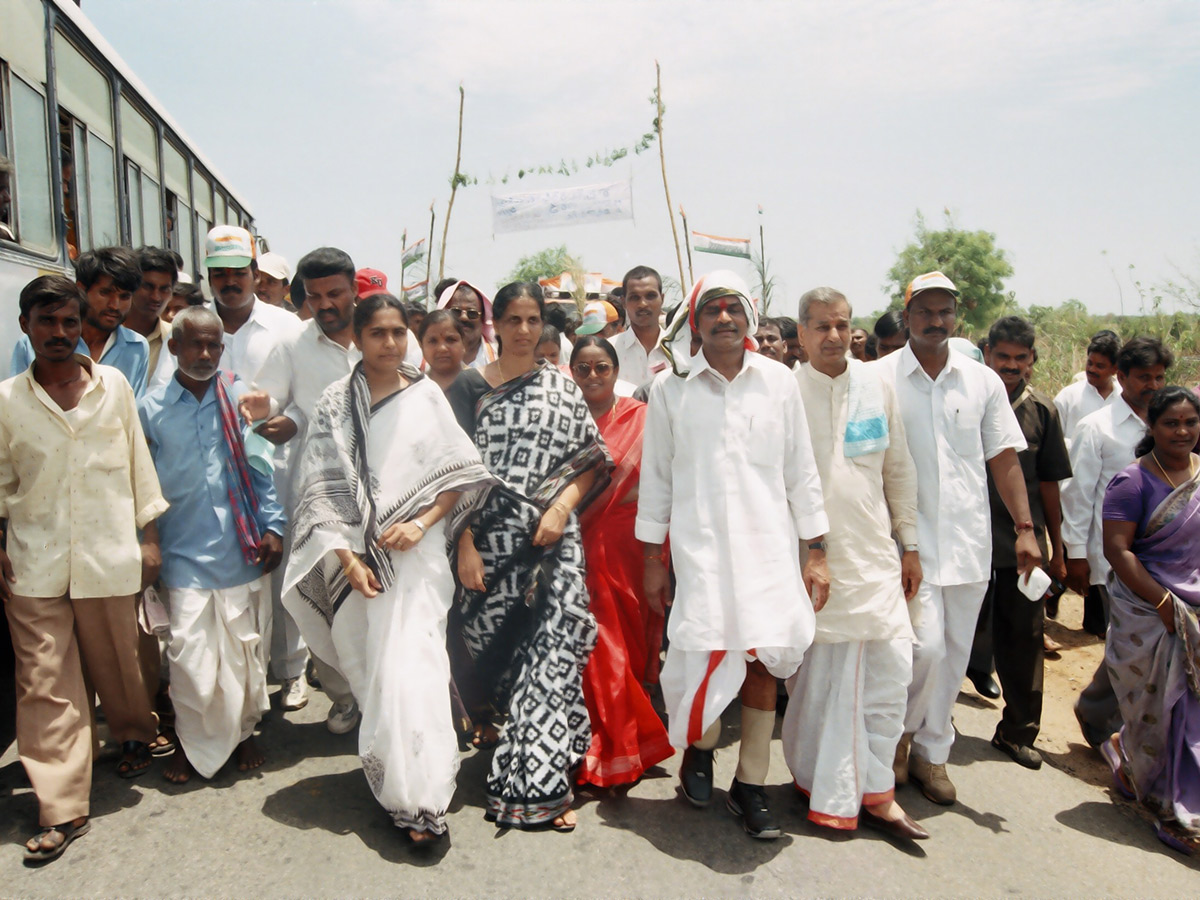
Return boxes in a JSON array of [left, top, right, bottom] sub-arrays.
[[1, 224, 1197, 866]]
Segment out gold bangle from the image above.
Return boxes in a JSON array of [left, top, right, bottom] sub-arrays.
[[1154, 590, 1171, 610], [341, 556, 361, 578]]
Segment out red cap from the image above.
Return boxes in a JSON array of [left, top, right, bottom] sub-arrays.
[[355, 268, 388, 298]]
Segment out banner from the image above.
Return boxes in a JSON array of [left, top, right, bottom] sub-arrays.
[[691, 230, 752, 259], [491, 180, 633, 234], [402, 280, 428, 303], [401, 238, 425, 267]]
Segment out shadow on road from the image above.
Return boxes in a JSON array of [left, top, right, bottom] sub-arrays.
[[1055, 800, 1200, 872], [591, 784, 794, 874], [260, 769, 450, 865]]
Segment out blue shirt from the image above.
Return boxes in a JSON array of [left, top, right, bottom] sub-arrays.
[[12, 327, 151, 397], [138, 375, 286, 590]]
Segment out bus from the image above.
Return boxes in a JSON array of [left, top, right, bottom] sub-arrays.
[[0, 0, 258, 358]]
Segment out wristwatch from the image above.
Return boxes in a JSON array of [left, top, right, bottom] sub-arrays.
[[902, 544, 919, 553], [807, 541, 827, 552]]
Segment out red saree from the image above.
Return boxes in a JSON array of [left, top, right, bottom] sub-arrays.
[[577, 397, 672, 787]]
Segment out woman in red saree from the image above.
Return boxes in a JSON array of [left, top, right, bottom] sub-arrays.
[[571, 336, 672, 787]]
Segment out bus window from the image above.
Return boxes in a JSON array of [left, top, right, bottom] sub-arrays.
[[215, 191, 227, 228], [63, 117, 84, 256], [125, 159, 142, 247], [9, 74, 55, 250], [120, 95, 161, 246], [141, 170, 162, 246], [177, 198, 194, 279]]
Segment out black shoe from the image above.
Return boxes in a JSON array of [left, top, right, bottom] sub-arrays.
[[679, 746, 714, 807], [967, 669, 1001, 699], [991, 732, 1043, 770], [726, 778, 782, 840]]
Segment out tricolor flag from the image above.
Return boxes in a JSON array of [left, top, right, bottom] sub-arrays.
[[401, 238, 425, 267], [402, 280, 428, 303], [691, 230, 752, 260]]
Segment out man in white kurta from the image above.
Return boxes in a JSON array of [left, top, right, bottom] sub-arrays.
[[637, 270, 829, 840], [782, 287, 928, 842], [1052, 330, 1121, 450], [873, 272, 1039, 806]]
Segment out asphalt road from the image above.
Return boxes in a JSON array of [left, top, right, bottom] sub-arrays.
[[2, 669, 1198, 898]]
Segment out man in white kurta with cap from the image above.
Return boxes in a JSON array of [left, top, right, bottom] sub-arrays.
[[637, 270, 829, 840], [783, 287, 928, 843]]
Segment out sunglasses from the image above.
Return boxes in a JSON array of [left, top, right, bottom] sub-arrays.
[[450, 308, 482, 321], [572, 362, 614, 377]]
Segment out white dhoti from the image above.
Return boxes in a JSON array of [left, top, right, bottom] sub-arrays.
[[166, 576, 272, 779], [783, 638, 912, 827], [660, 646, 805, 749], [905, 580, 989, 765]]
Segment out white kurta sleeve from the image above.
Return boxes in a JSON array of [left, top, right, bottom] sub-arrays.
[[1061, 419, 1103, 558], [782, 376, 829, 541], [634, 374, 674, 543], [981, 369, 1027, 460], [880, 379, 919, 547]]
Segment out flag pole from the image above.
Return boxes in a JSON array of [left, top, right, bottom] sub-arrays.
[[679, 205, 694, 284], [655, 62, 687, 294], [400, 228, 408, 286], [426, 200, 436, 304], [438, 84, 465, 285], [758, 205, 765, 264]]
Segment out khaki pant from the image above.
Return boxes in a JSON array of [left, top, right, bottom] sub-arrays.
[[6, 592, 156, 825]]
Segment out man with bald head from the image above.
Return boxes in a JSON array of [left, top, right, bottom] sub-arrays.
[[139, 307, 285, 784]]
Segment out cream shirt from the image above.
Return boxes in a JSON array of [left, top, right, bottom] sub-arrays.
[[1060, 394, 1145, 585], [636, 351, 829, 652], [147, 317, 176, 391], [796, 361, 917, 643], [612, 326, 669, 389], [874, 344, 1025, 587], [0, 358, 169, 598]]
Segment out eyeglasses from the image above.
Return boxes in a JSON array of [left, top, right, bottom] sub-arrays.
[[450, 308, 482, 321], [571, 362, 614, 377]]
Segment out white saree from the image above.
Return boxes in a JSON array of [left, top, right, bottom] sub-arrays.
[[283, 365, 494, 833]]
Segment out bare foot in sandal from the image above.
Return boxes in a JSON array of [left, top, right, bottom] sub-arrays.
[[472, 721, 500, 749], [408, 828, 439, 844], [552, 810, 577, 832], [236, 736, 266, 771], [24, 817, 90, 864], [163, 746, 195, 784]]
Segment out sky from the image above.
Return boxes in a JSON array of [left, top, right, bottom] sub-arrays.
[[84, 0, 1200, 319]]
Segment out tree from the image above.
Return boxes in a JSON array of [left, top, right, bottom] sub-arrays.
[[504, 245, 586, 304], [884, 211, 1016, 329]]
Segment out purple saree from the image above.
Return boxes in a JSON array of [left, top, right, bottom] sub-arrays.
[[1104, 462, 1200, 838]]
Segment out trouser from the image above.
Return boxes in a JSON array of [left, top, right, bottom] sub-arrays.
[[6, 592, 156, 825], [905, 580, 989, 765], [1083, 583, 1110, 633], [1074, 585, 1121, 744], [971, 569, 1044, 745], [269, 565, 307, 681], [1, 606, 15, 755], [783, 639, 912, 828], [312, 653, 354, 706]]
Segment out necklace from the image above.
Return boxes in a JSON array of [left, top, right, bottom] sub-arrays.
[[1150, 450, 1196, 488]]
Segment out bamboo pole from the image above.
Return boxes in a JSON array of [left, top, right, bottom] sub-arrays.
[[655, 62, 687, 293], [427, 201, 436, 299], [400, 229, 408, 286], [679, 205, 694, 285], [438, 85, 465, 285]]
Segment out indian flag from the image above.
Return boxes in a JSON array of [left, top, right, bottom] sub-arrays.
[[691, 230, 751, 259], [401, 238, 425, 267], [402, 280, 428, 302]]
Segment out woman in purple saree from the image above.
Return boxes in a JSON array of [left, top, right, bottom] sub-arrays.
[[1101, 386, 1200, 855]]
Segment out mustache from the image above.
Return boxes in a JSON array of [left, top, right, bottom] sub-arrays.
[[47, 339, 71, 348], [220, 285, 243, 295], [923, 327, 947, 336]]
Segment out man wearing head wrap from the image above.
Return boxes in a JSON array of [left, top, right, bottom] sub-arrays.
[[637, 270, 830, 840], [435, 279, 495, 370], [874, 272, 1040, 806]]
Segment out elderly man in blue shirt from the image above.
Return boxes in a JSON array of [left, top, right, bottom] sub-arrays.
[[11, 247, 150, 396], [138, 306, 285, 784]]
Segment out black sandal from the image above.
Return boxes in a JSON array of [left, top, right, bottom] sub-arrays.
[[23, 819, 90, 865], [116, 740, 152, 778]]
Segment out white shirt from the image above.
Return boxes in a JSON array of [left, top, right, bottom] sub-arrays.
[[1053, 378, 1118, 448], [1060, 394, 1145, 585], [874, 344, 1025, 587], [254, 319, 361, 439], [612, 326, 669, 389], [796, 361, 917, 643], [219, 297, 304, 385], [636, 351, 829, 652]]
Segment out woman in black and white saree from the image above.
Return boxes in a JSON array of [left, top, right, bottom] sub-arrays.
[[446, 282, 611, 832]]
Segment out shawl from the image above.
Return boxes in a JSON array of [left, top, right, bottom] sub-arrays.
[[285, 362, 495, 624], [214, 372, 261, 564], [843, 359, 890, 458]]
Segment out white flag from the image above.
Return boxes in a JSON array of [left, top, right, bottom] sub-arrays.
[[491, 181, 633, 234], [691, 230, 752, 260]]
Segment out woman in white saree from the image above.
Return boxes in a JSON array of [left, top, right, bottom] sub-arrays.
[[283, 294, 493, 842]]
